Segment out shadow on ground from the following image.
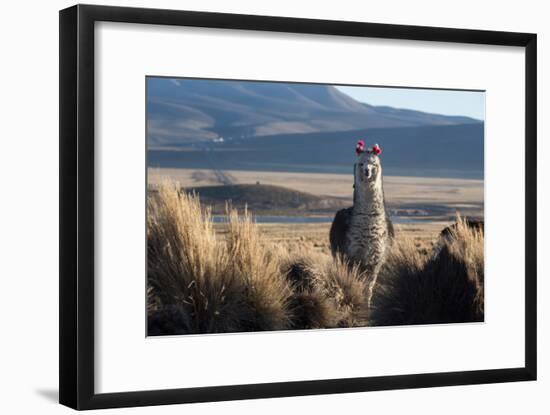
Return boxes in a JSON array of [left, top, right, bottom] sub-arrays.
[[35, 388, 58, 403]]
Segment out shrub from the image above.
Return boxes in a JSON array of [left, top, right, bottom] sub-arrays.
[[147, 182, 291, 335], [369, 217, 484, 326], [280, 252, 369, 329], [323, 256, 369, 327], [280, 253, 341, 329], [225, 207, 292, 331]]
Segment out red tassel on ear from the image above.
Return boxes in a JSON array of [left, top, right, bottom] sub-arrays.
[[372, 144, 382, 155], [356, 140, 366, 155]]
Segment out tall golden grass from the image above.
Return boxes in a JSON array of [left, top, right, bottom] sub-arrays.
[[147, 182, 294, 334], [147, 183, 484, 335], [369, 216, 484, 326], [279, 252, 369, 329]]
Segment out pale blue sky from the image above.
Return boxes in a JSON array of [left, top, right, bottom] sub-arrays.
[[336, 86, 485, 121]]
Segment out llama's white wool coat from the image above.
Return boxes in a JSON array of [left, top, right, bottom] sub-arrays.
[[329, 147, 393, 303]]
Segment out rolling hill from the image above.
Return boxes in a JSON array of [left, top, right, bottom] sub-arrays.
[[181, 184, 348, 215], [147, 78, 481, 149]]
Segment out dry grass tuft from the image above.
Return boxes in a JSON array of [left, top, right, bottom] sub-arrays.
[[147, 182, 291, 335], [369, 216, 484, 326], [280, 253, 341, 329], [279, 252, 369, 329], [225, 207, 292, 330], [323, 256, 369, 327]]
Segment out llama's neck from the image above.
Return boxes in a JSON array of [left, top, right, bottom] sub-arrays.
[[347, 174, 389, 283], [352, 179, 386, 217]]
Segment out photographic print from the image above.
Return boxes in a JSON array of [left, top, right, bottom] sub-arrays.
[[60, 7, 536, 408], [146, 77, 485, 336]]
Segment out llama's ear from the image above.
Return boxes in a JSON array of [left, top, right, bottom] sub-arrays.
[[355, 140, 366, 155], [372, 144, 382, 155]]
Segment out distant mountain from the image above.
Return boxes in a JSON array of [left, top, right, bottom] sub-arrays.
[[147, 78, 481, 149], [149, 123, 484, 180]]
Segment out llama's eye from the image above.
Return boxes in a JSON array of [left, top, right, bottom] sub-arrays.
[[358, 163, 364, 167]]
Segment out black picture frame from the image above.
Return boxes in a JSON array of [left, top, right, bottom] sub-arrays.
[[59, 4, 537, 410]]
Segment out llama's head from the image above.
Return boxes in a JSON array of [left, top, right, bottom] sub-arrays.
[[355, 142, 383, 190]]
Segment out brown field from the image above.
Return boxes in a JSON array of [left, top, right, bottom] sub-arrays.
[[149, 167, 481, 266], [149, 167, 482, 256], [214, 221, 447, 258], [149, 167, 483, 242], [148, 167, 483, 205]]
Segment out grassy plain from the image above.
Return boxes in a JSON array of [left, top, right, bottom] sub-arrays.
[[149, 167, 482, 253], [214, 222, 447, 258], [148, 167, 483, 207]]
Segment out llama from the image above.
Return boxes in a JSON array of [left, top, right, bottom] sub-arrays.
[[329, 142, 394, 304]]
